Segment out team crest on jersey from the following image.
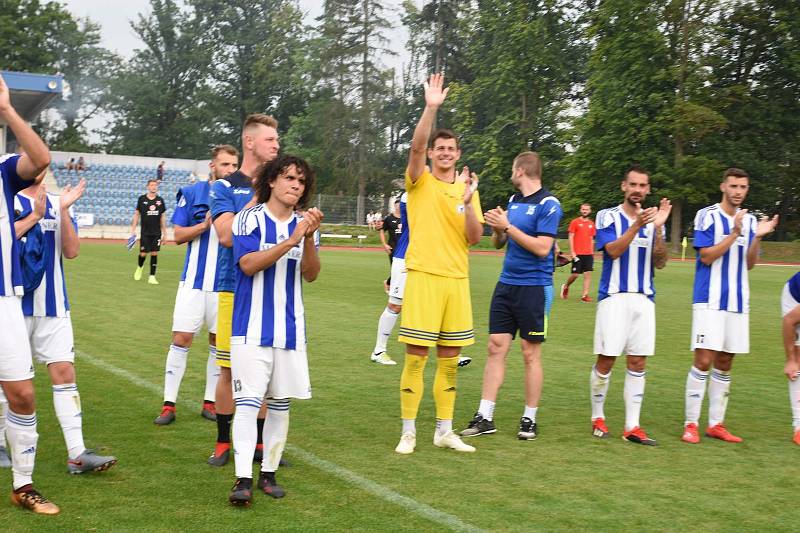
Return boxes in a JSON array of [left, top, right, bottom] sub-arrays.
[[526, 205, 536, 215], [149, 205, 156, 211], [156, 200, 162, 206]]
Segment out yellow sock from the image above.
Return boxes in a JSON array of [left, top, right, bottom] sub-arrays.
[[400, 354, 427, 420], [433, 356, 459, 420]]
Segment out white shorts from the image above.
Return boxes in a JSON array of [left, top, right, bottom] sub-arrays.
[[171, 287, 218, 334], [388, 257, 407, 306], [0, 296, 34, 381], [691, 307, 749, 353], [26, 316, 75, 364], [781, 284, 800, 347], [594, 293, 655, 356], [230, 344, 311, 401]]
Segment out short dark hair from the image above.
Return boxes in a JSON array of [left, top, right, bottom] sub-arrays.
[[147, 178, 158, 185], [722, 167, 749, 181], [624, 164, 650, 181], [513, 151, 542, 179], [255, 155, 315, 209], [428, 128, 460, 149]]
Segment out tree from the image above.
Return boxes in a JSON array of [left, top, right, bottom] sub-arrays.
[[45, 17, 120, 151], [104, 0, 214, 158], [566, 0, 674, 218], [0, 0, 72, 73], [447, 0, 587, 210]]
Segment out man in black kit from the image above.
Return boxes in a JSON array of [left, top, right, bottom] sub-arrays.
[[130, 179, 166, 284], [380, 199, 403, 290]]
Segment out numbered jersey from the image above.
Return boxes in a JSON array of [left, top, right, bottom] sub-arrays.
[[595, 205, 663, 302]]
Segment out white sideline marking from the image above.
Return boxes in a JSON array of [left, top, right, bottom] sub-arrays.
[[75, 349, 486, 533]]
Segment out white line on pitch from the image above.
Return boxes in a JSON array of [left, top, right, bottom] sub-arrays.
[[75, 349, 486, 533]]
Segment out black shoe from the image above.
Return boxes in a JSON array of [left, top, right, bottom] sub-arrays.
[[229, 477, 253, 506], [460, 412, 496, 437], [517, 417, 538, 440], [257, 471, 286, 499], [208, 447, 230, 467]]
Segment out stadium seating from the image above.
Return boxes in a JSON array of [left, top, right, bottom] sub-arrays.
[[51, 161, 196, 227]]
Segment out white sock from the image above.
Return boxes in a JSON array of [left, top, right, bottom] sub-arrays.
[[163, 344, 189, 404], [623, 370, 646, 431], [789, 372, 800, 431], [523, 405, 538, 422], [261, 400, 290, 473], [53, 383, 85, 460], [590, 366, 611, 420], [372, 307, 400, 355], [401, 418, 416, 435], [232, 399, 261, 479], [790, 373, 800, 430], [435, 419, 452, 436], [204, 346, 220, 403], [478, 399, 495, 421], [684, 366, 708, 425], [6, 410, 38, 490], [708, 368, 731, 427]]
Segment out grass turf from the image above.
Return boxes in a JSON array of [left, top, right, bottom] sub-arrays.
[[1, 242, 797, 531]]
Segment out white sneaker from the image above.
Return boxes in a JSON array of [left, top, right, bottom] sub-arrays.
[[433, 430, 476, 452], [371, 352, 397, 365], [395, 432, 416, 454], [457, 356, 472, 367], [148, 275, 159, 285]]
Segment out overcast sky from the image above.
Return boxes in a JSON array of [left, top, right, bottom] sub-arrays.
[[62, 0, 408, 70]]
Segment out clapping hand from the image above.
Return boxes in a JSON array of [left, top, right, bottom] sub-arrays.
[[460, 166, 479, 204], [484, 206, 509, 232], [755, 214, 779, 238], [634, 203, 657, 228], [653, 198, 672, 227], [33, 184, 47, 220], [60, 179, 86, 210]]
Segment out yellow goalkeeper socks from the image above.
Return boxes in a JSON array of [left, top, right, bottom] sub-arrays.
[[433, 355, 459, 420], [400, 354, 427, 420]]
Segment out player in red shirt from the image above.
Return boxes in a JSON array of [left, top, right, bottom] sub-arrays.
[[561, 203, 596, 302]]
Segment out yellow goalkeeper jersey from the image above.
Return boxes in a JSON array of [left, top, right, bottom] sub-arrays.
[[404, 168, 484, 279]]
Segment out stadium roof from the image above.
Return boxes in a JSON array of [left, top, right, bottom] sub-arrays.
[[1, 70, 63, 121]]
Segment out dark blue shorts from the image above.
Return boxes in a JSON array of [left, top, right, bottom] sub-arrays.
[[489, 282, 553, 342]]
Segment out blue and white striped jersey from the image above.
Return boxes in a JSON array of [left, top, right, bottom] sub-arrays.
[[230, 205, 317, 349], [596, 205, 663, 302], [692, 204, 757, 314], [173, 184, 220, 292], [0, 154, 28, 297], [14, 192, 75, 317], [393, 193, 409, 260]]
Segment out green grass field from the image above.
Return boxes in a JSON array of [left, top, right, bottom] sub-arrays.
[[1, 243, 798, 531]]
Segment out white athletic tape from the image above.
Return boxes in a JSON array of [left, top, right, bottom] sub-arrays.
[[75, 349, 486, 533]]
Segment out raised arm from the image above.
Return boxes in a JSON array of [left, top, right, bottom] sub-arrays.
[[698, 209, 744, 266], [407, 74, 449, 182], [0, 74, 50, 180], [651, 198, 671, 269]]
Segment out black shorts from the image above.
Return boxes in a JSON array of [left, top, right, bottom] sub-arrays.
[[571, 254, 594, 274], [489, 282, 552, 342], [140, 234, 162, 253]]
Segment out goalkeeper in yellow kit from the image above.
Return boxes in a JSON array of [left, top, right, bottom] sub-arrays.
[[395, 73, 484, 454]]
